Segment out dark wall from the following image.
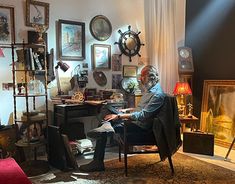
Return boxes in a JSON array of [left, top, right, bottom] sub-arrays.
[[185, 0, 235, 118]]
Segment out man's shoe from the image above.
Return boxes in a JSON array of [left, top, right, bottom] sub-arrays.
[[79, 160, 105, 172], [87, 121, 114, 139]]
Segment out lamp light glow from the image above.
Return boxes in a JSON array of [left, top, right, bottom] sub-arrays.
[[173, 82, 192, 117]]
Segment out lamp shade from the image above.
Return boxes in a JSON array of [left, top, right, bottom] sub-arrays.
[[56, 61, 70, 72], [173, 82, 192, 95], [55, 61, 70, 95]]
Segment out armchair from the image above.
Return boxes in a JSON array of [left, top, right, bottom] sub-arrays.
[[115, 95, 182, 176]]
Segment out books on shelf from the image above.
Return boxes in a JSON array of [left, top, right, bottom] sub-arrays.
[[16, 48, 44, 71], [29, 48, 35, 70], [33, 52, 43, 70]]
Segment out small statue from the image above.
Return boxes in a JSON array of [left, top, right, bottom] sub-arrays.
[[187, 103, 193, 118], [32, 24, 48, 44]]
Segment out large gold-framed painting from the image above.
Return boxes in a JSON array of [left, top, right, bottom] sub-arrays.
[[201, 80, 235, 147]]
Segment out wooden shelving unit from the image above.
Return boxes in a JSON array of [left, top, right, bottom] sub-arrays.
[[8, 42, 50, 176]]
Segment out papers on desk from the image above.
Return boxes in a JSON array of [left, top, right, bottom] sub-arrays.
[[84, 100, 107, 105], [69, 139, 93, 154], [51, 98, 107, 105]]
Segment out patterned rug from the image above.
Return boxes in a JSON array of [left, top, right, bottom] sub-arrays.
[[31, 152, 235, 184]]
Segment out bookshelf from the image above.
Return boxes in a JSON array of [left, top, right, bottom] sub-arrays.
[[8, 42, 49, 175]]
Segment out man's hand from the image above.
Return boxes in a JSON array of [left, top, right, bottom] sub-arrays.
[[104, 114, 118, 121]]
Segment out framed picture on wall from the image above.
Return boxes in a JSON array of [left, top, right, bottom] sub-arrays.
[[57, 19, 85, 60], [26, 0, 49, 27], [201, 80, 235, 148], [92, 44, 111, 69], [0, 6, 15, 44], [123, 65, 138, 77], [112, 54, 122, 71], [89, 15, 112, 41], [112, 74, 122, 89]]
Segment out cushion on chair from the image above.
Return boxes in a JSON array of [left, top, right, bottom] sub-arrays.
[[0, 158, 32, 184]]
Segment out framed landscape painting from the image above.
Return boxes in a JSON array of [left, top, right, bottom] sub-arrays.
[[0, 6, 15, 44], [57, 19, 85, 60], [92, 44, 111, 69], [201, 80, 235, 148]]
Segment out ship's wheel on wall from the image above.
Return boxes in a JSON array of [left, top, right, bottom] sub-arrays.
[[115, 25, 144, 62]]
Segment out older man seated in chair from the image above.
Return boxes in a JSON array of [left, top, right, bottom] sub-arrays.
[[80, 65, 173, 172]]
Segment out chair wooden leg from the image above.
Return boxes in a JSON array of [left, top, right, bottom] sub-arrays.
[[168, 156, 174, 175], [124, 144, 128, 176], [119, 144, 121, 162]]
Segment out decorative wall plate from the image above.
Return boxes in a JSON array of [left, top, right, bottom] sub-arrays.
[[93, 71, 107, 86], [89, 15, 112, 41]]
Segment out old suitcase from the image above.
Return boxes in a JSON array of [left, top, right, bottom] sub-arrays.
[[183, 131, 214, 156]]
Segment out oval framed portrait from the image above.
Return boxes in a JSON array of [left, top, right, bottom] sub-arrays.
[[89, 15, 112, 41]]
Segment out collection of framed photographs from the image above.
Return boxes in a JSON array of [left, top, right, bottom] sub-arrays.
[[0, 0, 140, 91]]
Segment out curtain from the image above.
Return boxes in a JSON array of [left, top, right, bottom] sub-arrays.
[[144, 0, 185, 93]]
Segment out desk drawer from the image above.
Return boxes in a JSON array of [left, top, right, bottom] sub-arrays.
[[67, 109, 89, 118]]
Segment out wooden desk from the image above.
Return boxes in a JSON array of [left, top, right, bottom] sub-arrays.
[[179, 115, 199, 133], [54, 102, 126, 126], [53, 102, 126, 140]]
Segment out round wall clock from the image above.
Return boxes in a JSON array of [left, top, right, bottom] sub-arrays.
[[178, 47, 194, 74], [89, 15, 112, 41], [179, 49, 190, 59], [115, 25, 144, 62]]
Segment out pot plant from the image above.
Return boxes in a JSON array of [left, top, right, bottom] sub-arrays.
[[126, 80, 138, 94]]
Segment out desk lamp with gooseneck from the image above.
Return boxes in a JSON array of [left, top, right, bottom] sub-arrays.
[[55, 60, 70, 95]]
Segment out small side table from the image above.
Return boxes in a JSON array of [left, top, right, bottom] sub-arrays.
[[179, 115, 199, 133]]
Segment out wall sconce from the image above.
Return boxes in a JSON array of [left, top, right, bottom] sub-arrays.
[[173, 82, 192, 117], [55, 60, 70, 95]]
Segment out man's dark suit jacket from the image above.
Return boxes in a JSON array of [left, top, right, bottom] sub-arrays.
[[152, 95, 182, 160]]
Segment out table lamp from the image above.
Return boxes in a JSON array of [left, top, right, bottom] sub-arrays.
[[173, 82, 192, 117], [55, 60, 70, 95]]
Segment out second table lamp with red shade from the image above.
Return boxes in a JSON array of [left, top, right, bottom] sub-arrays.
[[173, 82, 192, 117]]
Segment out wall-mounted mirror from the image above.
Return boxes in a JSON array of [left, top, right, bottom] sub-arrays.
[[115, 25, 144, 62]]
